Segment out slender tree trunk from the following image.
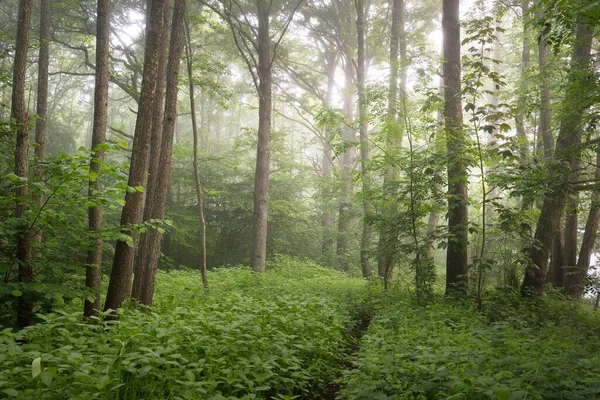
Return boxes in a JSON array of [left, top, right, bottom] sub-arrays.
[[31, 0, 50, 256], [356, 0, 371, 278], [136, 0, 186, 306], [104, 0, 169, 312], [321, 50, 336, 262], [377, 0, 403, 279], [250, 0, 272, 272], [443, 0, 468, 295], [131, 1, 170, 302], [537, 15, 553, 159], [84, 0, 111, 318], [12, 0, 34, 328], [336, 59, 354, 267], [185, 17, 208, 289], [565, 147, 600, 298], [515, 0, 530, 162], [521, 17, 594, 296], [34, 0, 49, 161]]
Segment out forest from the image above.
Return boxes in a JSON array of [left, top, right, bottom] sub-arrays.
[[1, 0, 600, 398]]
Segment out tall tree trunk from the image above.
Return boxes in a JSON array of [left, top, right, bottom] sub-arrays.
[[565, 147, 600, 298], [548, 222, 565, 286], [377, 0, 403, 279], [521, 16, 594, 296], [34, 0, 49, 161], [32, 0, 50, 255], [336, 59, 354, 267], [104, 0, 169, 312], [515, 0, 530, 162], [356, 0, 371, 278], [185, 17, 209, 289], [84, 0, 111, 318], [12, 0, 34, 328], [321, 50, 337, 262], [134, 0, 186, 306], [249, 0, 272, 273], [443, 0, 468, 295], [537, 15, 553, 159], [131, 0, 170, 302]]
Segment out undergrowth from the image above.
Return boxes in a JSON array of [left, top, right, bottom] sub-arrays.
[[0, 256, 373, 399]]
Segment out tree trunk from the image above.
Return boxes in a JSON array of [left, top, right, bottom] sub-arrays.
[[548, 222, 565, 286], [336, 59, 355, 268], [134, 0, 186, 306], [250, 0, 272, 273], [34, 0, 50, 161], [12, 0, 34, 328], [104, 0, 169, 312], [131, 0, 170, 303], [515, 0, 530, 162], [443, 0, 468, 295], [377, 0, 403, 279], [537, 16, 553, 159], [356, 0, 371, 278], [565, 147, 600, 298], [321, 49, 336, 262], [521, 16, 594, 296], [84, 0, 111, 318], [185, 17, 209, 289]]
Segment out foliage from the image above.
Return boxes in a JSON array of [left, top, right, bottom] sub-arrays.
[[0, 257, 372, 399], [342, 291, 600, 400]]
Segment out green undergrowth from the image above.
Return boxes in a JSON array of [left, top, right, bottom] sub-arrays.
[[341, 290, 600, 400], [0, 256, 375, 399]]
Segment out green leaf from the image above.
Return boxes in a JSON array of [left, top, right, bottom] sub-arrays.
[[134, 186, 144, 193], [32, 357, 42, 379], [11, 290, 22, 297], [41, 371, 53, 387], [494, 389, 511, 400], [185, 370, 195, 382], [1, 389, 18, 397]]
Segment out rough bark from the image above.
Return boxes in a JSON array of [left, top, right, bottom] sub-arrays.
[[521, 17, 594, 296], [249, 0, 272, 273], [356, 0, 371, 278], [548, 222, 565, 286], [565, 147, 600, 298], [12, 0, 34, 328], [134, 0, 186, 306], [104, 0, 169, 312], [131, 0, 170, 302], [185, 17, 209, 289], [443, 0, 468, 295], [538, 19, 553, 159], [84, 0, 111, 318]]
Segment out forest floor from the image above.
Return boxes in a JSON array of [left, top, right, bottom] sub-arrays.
[[2, 256, 600, 399]]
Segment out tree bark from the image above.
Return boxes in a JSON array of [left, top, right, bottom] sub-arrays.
[[521, 16, 594, 296], [104, 0, 169, 312], [185, 17, 209, 289], [84, 0, 111, 318], [548, 222, 565, 286], [134, 0, 186, 306], [537, 16, 553, 159], [356, 0, 371, 278], [515, 0, 530, 162], [250, 0, 272, 273], [443, 0, 468, 295], [565, 147, 600, 298], [131, 0, 170, 302], [12, 0, 34, 328]]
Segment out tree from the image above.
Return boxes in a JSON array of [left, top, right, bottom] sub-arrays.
[[206, 0, 303, 272], [443, 0, 468, 294], [34, 0, 50, 161], [84, 0, 111, 318], [12, 0, 34, 327], [132, 0, 187, 306], [521, 14, 595, 296], [104, 0, 170, 312]]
